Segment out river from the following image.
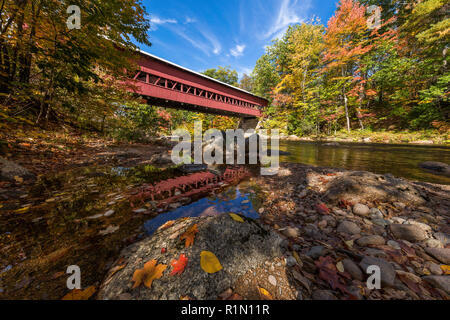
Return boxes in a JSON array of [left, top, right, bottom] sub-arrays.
[[278, 141, 450, 185]]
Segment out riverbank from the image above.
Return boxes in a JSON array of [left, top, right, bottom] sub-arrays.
[[99, 162, 450, 300], [281, 129, 449, 146]]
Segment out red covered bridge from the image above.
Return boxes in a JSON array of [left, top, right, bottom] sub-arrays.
[[127, 50, 267, 120]]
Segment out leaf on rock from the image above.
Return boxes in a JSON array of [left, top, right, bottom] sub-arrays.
[[441, 265, 450, 275], [229, 213, 244, 223], [61, 286, 96, 300], [315, 256, 350, 295], [336, 261, 345, 273], [158, 220, 175, 231], [170, 254, 188, 276], [132, 259, 167, 289], [200, 251, 223, 274], [180, 224, 198, 248]]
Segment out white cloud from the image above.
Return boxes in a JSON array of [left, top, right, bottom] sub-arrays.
[[149, 15, 177, 30], [263, 0, 307, 40], [198, 29, 221, 55], [185, 17, 197, 24], [230, 44, 246, 57]]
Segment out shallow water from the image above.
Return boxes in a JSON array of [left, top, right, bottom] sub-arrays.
[[279, 141, 450, 185], [144, 181, 261, 235]]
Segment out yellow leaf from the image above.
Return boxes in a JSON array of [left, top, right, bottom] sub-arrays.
[[441, 265, 450, 275], [292, 251, 302, 266], [180, 224, 198, 248], [14, 176, 23, 183], [200, 251, 223, 274], [258, 287, 273, 300], [336, 261, 345, 273], [15, 207, 30, 214], [229, 213, 244, 223], [132, 259, 167, 289], [344, 240, 354, 248], [61, 286, 96, 300]]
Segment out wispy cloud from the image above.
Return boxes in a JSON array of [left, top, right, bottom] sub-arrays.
[[230, 44, 246, 57], [198, 29, 222, 55], [263, 0, 309, 40], [149, 15, 178, 30], [184, 16, 197, 24], [171, 28, 211, 56]]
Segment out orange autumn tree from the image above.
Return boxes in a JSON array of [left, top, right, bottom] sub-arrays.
[[322, 0, 374, 132]]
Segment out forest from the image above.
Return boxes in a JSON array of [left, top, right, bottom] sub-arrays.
[[0, 0, 449, 141]]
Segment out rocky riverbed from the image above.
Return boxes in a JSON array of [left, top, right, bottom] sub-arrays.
[[99, 163, 450, 300]]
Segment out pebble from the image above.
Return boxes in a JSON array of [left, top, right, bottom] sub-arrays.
[[353, 203, 370, 216], [342, 258, 363, 281], [337, 221, 361, 235], [434, 232, 450, 246], [423, 276, 450, 294], [285, 255, 297, 267], [393, 202, 406, 210], [268, 275, 277, 286], [425, 247, 450, 264], [306, 246, 326, 259], [387, 240, 401, 250], [390, 224, 428, 242], [360, 256, 396, 287], [356, 235, 386, 246], [104, 210, 115, 217], [424, 261, 443, 275], [369, 208, 383, 219], [281, 226, 300, 238]]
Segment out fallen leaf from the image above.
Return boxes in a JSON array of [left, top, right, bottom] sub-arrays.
[[336, 261, 345, 273], [441, 265, 450, 275], [180, 224, 198, 248], [61, 286, 96, 300], [344, 240, 354, 248], [170, 254, 188, 276], [109, 264, 126, 277], [315, 256, 350, 295], [180, 296, 191, 300], [98, 225, 119, 236], [200, 251, 223, 274], [229, 213, 244, 223], [258, 287, 273, 300], [15, 207, 30, 214], [316, 203, 330, 215], [158, 220, 175, 231], [292, 251, 303, 266], [132, 259, 167, 289], [14, 176, 23, 183]]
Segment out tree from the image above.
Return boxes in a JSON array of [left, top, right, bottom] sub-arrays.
[[202, 66, 238, 86], [239, 74, 254, 92]]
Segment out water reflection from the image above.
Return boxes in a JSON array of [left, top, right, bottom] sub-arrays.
[[144, 182, 261, 235], [279, 141, 450, 184]]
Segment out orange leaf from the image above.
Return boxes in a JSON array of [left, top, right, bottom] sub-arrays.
[[170, 254, 188, 276], [159, 220, 175, 231], [132, 259, 167, 289], [180, 224, 198, 248], [61, 286, 96, 300]]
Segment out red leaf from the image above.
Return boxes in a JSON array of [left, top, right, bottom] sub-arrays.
[[170, 254, 188, 276], [316, 203, 330, 215]]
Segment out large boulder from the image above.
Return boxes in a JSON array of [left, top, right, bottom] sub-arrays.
[[98, 213, 284, 300], [0, 157, 35, 182], [323, 171, 426, 205]]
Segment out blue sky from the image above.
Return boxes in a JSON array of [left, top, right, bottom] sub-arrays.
[[139, 0, 338, 79]]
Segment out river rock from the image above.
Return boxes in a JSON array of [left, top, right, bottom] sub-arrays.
[[323, 171, 425, 205], [0, 157, 36, 182], [425, 248, 450, 264], [342, 258, 363, 281], [337, 221, 361, 235], [98, 213, 284, 300], [419, 161, 450, 177], [282, 226, 300, 238], [356, 235, 386, 247], [306, 246, 325, 259], [359, 256, 396, 287], [353, 203, 370, 216], [424, 261, 443, 275], [369, 208, 383, 219], [434, 233, 450, 246], [423, 276, 450, 294], [390, 224, 428, 242]]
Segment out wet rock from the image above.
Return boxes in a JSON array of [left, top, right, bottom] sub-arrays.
[[353, 204, 370, 216], [356, 235, 386, 247], [323, 171, 425, 205], [98, 213, 284, 300], [0, 157, 36, 182], [360, 256, 396, 287], [423, 276, 450, 294], [390, 224, 428, 242], [337, 221, 361, 235], [424, 261, 443, 275], [306, 246, 325, 259], [425, 248, 450, 264], [285, 255, 297, 267], [419, 162, 450, 177], [342, 258, 363, 281], [369, 208, 383, 219], [281, 227, 300, 238], [312, 289, 337, 300]]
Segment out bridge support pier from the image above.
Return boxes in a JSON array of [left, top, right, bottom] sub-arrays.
[[238, 117, 260, 131]]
